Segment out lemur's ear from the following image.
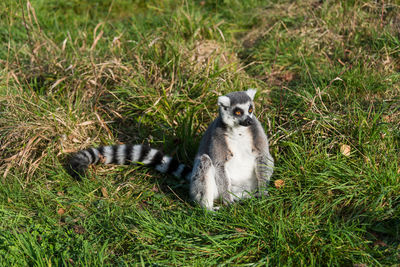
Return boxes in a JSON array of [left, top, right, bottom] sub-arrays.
[[218, 95, 231, 107], [246, 88, 257, 100]]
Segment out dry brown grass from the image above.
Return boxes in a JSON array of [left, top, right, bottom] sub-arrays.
[[0, 3, 139, 180], [0, 2, 261, 182]]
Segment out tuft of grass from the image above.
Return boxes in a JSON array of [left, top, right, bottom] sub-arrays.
[[1, 0, 399, 265]]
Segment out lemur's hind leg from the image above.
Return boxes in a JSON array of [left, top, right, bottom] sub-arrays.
[[189, 154, 218, 211]]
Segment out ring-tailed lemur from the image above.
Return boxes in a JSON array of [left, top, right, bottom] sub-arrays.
[[68, 89, 274, 210]]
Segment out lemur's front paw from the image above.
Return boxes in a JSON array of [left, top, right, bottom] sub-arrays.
[[212, 206, 221, 212]]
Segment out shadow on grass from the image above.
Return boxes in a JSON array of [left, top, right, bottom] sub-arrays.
[[63, 95, 201, 204], [333, 197, 400, 252]]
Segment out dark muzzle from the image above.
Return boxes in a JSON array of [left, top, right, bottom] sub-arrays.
[[239, 116, 253, 126]]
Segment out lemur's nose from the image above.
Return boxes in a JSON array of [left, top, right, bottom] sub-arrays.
[[243, 116, 253, 126]]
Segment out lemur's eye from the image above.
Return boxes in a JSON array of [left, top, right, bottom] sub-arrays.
[[233, 108, 243, 116], [248, 107, 253, 113]]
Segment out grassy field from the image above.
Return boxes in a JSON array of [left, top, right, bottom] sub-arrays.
[[1, 0, 400, 265]]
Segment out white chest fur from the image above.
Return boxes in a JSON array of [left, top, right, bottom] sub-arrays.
[[224, 127, 258, 199]]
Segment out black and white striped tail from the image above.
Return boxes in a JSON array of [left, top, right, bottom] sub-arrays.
[[68, 144, 192, 180]]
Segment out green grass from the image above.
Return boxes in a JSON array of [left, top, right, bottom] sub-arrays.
[[1, 0, 400, 265]]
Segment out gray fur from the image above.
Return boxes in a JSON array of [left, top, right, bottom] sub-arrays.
[[225, 91, 251, 105], [189, 89, 274, 210]]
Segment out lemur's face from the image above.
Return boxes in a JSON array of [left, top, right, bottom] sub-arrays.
[[218, 89, 256, 127]]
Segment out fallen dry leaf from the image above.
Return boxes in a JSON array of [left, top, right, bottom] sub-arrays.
[[101, 187, 108, 198], [383, 115, 391, 123], [57, 208, 65, 216], [274, 179, 285, 189], [340, 144, 351, 157]]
